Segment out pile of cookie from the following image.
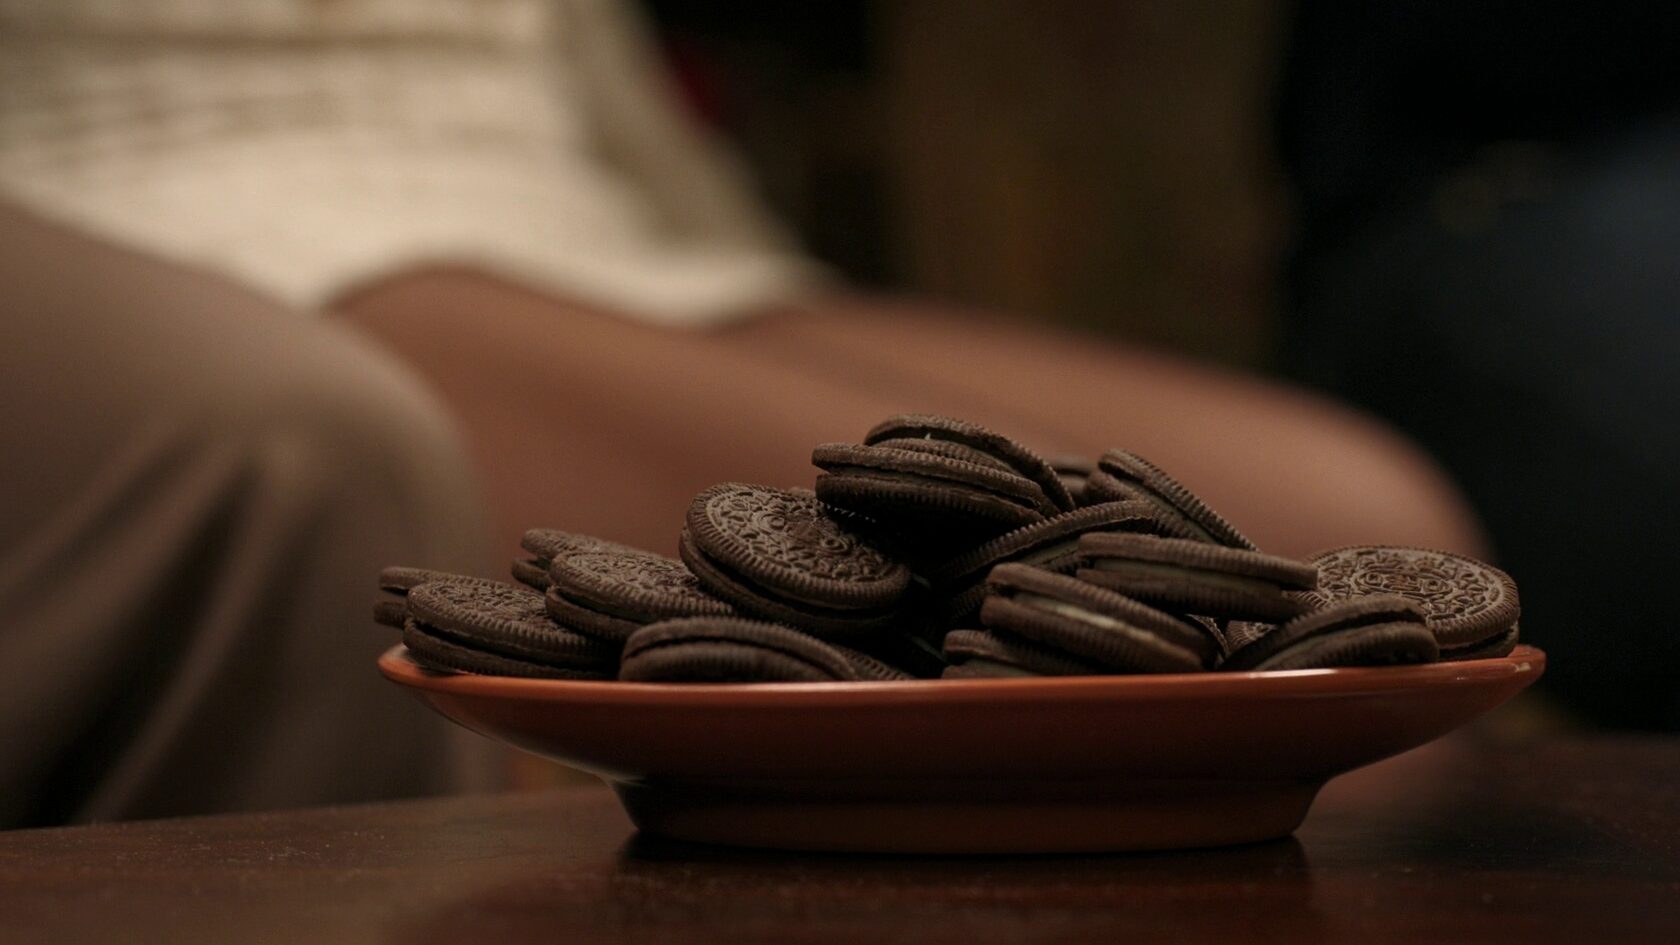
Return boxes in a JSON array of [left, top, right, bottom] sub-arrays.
[[377, 414, 1520, 682]]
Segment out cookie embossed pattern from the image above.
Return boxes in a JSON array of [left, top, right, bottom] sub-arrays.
[[1310, 546, 1521, 658], [374, 413, 1543, 853]]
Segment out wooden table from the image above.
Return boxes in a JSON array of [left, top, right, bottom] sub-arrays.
[[2, 735, 1676, 944]]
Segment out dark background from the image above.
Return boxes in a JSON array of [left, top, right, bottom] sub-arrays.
[[645, 1, 1287, 366]]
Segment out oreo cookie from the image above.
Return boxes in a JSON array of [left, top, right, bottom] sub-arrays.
[[1047, 454, 1097, 507], [941, 627, 1107, 678], [1309, 545, 1520, 657], [402, 621, 608, 679], [927, 500, 1196, 630], [373, 598, 409, 629], [830, 642, 917, 681], [405, 579, 616, 677], [375, 412, 1529, 684], [679, 483, 912, 638], [1084, 448, 1256, 549], [1220, 618, 1277, 655], [812, 442, 1053, 557], [380, 565, 494, 595], [374, 566, 501, 629], [619, 617, 862, 683], [867, 435, 1018, 473], [514, 529, 639, 591], [864, 414, 1076, 513], [1076, 533, 1318, 622], [509, 557, 551, 591], [1221, 595, 1438, 671], [545, 546, 734, 644], [1439, 624, 1520, 661], [980, 564, 1218, 672]]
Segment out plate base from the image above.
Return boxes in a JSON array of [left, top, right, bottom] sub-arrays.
[[380, 644, 1544, 855], [615, 777, 1321, 853]]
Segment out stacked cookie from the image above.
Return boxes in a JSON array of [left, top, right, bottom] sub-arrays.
[[376, 413, 1521, 682]]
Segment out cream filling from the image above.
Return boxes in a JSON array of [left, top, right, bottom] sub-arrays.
[[1018, 593, 1156, 637], [1015, 591, 1208, 659], [1017, 539, 1079, 567]]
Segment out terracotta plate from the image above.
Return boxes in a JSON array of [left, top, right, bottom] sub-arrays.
[[379, 644, 1544, 854]]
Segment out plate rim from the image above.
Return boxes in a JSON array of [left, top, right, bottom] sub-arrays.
[[378, 643, 1544, 706]]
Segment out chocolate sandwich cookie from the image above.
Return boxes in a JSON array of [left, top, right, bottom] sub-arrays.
[[373, 598, 409, 629], [402, 621, 607, 679], [513, 529, 639, 591], [1220, 619, 1276, 654], [1440, 624, 1520, 661], [680, 483, 912, 637], [1047, 454, 1097, 507], [830, 642, 916, 681], [1084, 449, 1257, 549], [981, 564, 1219, 672], [509, 557, 551, 591], [927, 500, 1196, 630], [868, 435, 1018, 472], [1220, 595, 1438, 671], [1076, 533, 1318, 622], [941, 627, 1107, 678], [864, 414, 1077, 513], [1309, 545, 1520, 655], [406, 579, 616, 676], [380, 565, 497, 594], [375, 566, 501, 629], [812, 442, 1055, 556], [544, 546, 734, 644], [619, 617, 862, 683], [817, 442, 1061, 515]]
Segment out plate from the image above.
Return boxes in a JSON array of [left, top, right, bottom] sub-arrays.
[[379, 644, 1544, 854]]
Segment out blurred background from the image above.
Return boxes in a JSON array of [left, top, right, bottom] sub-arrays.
[[645, 1, 1285, 366], [4, 0, 1678, 829]]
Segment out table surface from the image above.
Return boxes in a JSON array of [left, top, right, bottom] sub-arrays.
[[2, 735, 1676, 945]]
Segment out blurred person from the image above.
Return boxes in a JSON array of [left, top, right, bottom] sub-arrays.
[[0, 203, 501, 828], [1279, 1, 1680, 729], [1, 0, 1484, 827]]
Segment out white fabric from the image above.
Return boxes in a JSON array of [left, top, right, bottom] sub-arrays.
[[0, 0, 822, 324]]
